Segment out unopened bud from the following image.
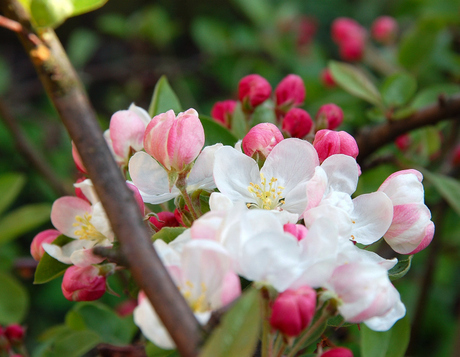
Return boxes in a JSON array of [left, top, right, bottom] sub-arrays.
[[238, 74, 272, 111], [316, 104, 344, 130], [371, 16, 398, 44], [144, 109, 205, 174], [269, 286, 316, 337], [242, 123, 284, 161], [282, 108, 313, 138], [395, 133, 411, 152], [284, 223, 308, 241], [149, 211, 180, 230], [313, 129, 359, 163], [275, 74, 306, 111], [331, 17, 366, 44], [211, 100, 237, 128], [339, 37, 365, 62], [31, 229, 60, 261], [5, 324, 25, 343], [61, 265, 107, 301], [320, 347, 354, 357]]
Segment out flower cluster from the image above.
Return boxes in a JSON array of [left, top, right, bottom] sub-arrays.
[[0, 324, 25, 357], [31, 76, 434, 354]]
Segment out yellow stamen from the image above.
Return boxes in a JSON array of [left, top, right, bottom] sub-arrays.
[[73, 213, 106, 242], [247, 173, 285, 210]]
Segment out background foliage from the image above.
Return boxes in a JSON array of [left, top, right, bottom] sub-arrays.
[[1, 0, 460, 356]]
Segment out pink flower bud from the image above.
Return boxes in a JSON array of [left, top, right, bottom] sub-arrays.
[[242, 123, 284, 158], [452, 144, 460, 166], [4, 324, 25, 342], [395, 134, 411, 152], [321, 347, 354, 357], [320, 68, 336, 88], [211, 100, 237, 128], [339, 37, 365, 62], [238, 74, 272, 110], [275, 74, 306, 109], [144, 109, 205, 173], [313, 129, 359, 163], [30, 229, 60, 261], [282, 108, 313, 138], [296, 16, 317, 48], [61, 265, 106, 301], [371, 16, 398, 44], [72, 142, 87, 174], [284, 223, 308, 241], [149, 211, 180, 230], [116, 299, 138, 317], [269, 286, 316, 337], [316, 104, 344, 130], [331, 17, 366, 44]]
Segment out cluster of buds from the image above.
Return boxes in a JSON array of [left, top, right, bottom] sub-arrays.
[[0, 324, 25, 356], [211, 74, 344, 141], [330, 16, 398, 63]]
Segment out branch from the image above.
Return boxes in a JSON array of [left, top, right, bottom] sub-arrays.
[[0, 2, 202, 356], [356, 94, 460, 164]]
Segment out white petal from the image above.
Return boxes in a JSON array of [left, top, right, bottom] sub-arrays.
[[321, 154, 359, 195], [187, 144, 222, 191]]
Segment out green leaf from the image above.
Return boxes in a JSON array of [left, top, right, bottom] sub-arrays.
[[231, 0, 272, 27], [48, 330, 100, 357], [0, 203, 51, 246], [0, 271, 29, 324], [191, 18, 230, 55], [361, 315, 410, 357], [67, 302, 137, 345], [34, 235, 73, 284], [0, 172, 26, 216], [71, 0, 108, 17], [410, 83, 460, 110], [381, 73, 417, 107], [200, 115, 238, 147], [230, 102, 248, 140], [152, 227, 187, 243], [148, 76, 182, 117], [388, 255, 413, 281], [200, 288, 261, 357], [329, 61, 383, 107], [30, 0, 74, 28], [420, 169, 460, 217]]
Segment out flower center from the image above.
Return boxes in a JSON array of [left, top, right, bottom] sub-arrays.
[[247, 173, 285, 210], [73, 214, 106, 243], [181, 281, 209, 313]]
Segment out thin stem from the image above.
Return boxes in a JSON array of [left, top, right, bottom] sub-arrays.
[[272, 333, 283, 356], [176, 172, 200, 221], [260, 287, 272, 357]]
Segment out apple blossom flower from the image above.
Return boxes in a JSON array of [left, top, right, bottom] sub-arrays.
[[105, 103, 151, 166], [282, 108, 314, 138], [323, 261, 406, 331], [275, 74, 306, 110], [144, 108, 205, 173], [214, 138, 319, 214], [42, 179, 113, 267], [371, 16, 398, 44], [283, 223, 308, 241], [129, 144, 222, 204], [61, 265, 107, 301], [315, 104, 344, 130], [30, 229, 60, 261], [242, 123, 284, 159], [134, 239, 241, 349], [313, 129, 359, 163], [238, 74, 272, 111], [378, 170, 435, 254], [210, 100, 237, 128], [269, 285, 316, 337]]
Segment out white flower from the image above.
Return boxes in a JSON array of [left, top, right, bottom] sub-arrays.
[[213, 138, 319, 214]]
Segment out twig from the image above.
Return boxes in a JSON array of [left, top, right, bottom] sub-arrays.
[[0, 98, 73, 197], [0, 2, 202, 356], [356, 94, 460, 164]]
